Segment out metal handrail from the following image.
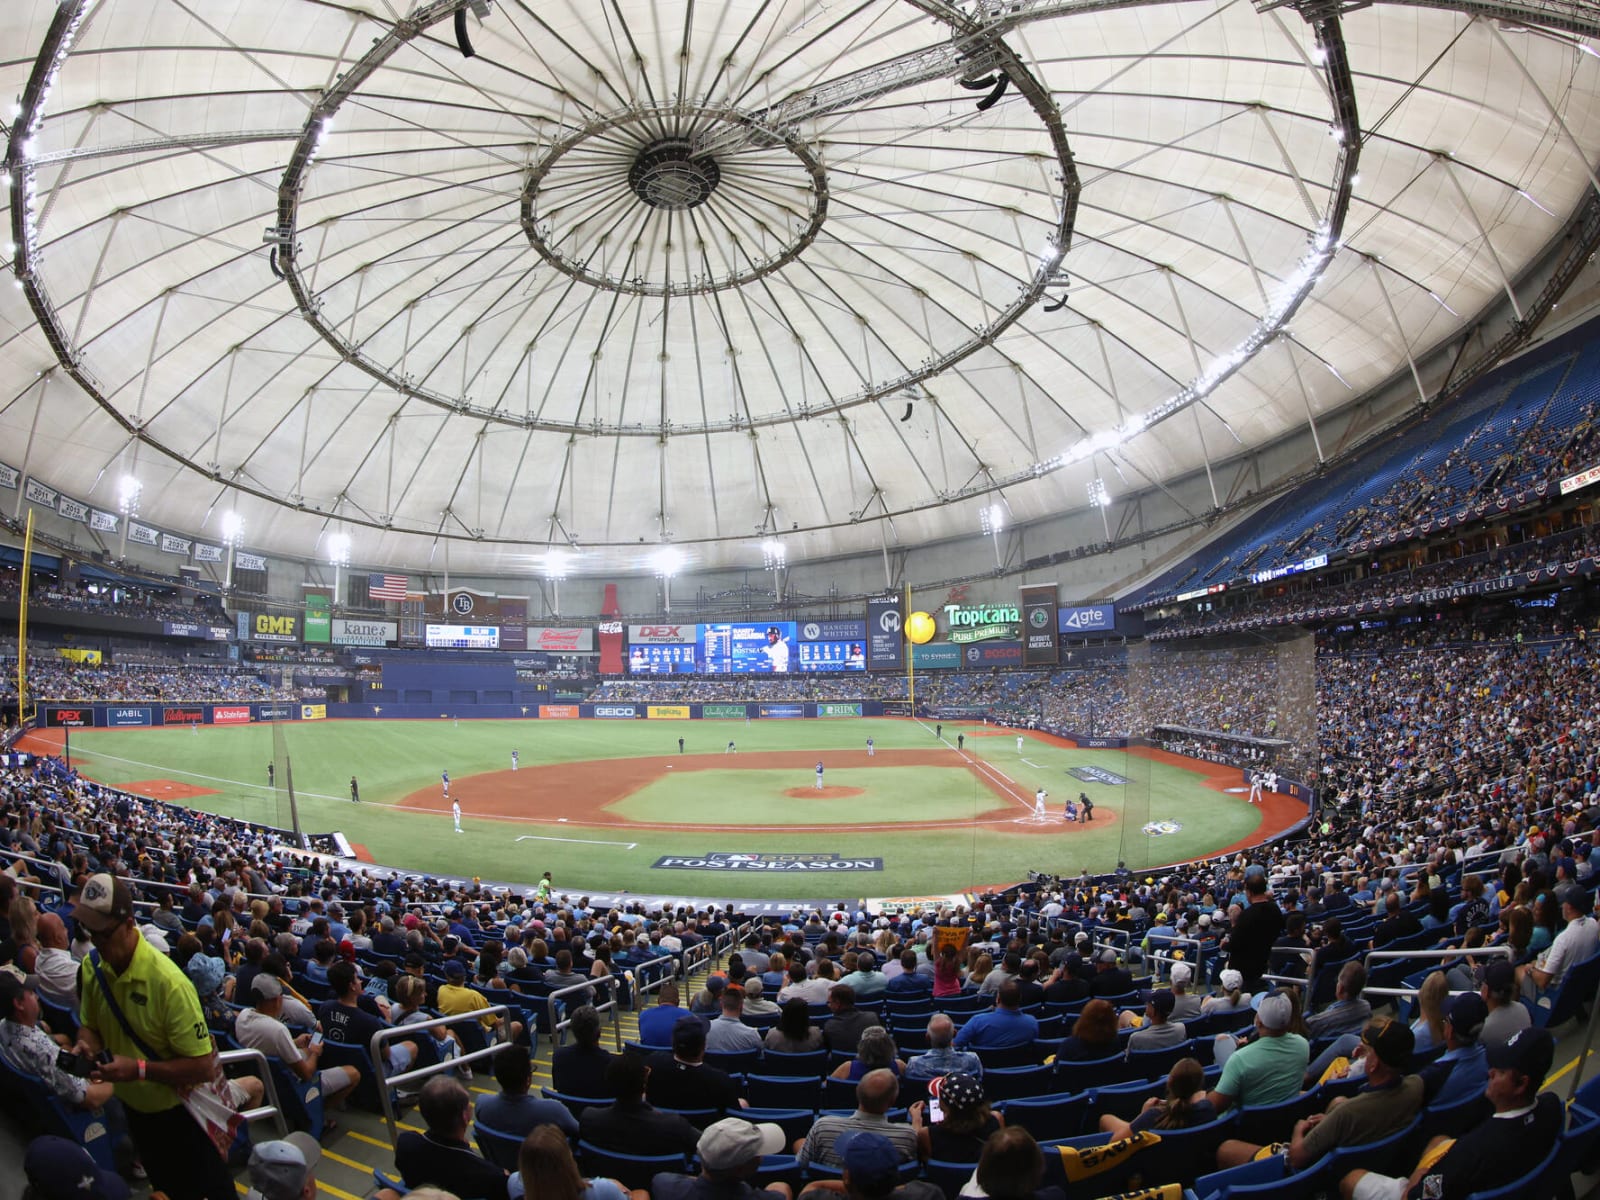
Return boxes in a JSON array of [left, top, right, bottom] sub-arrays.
[[216, 1046, 289, 1140], [547, 975, 623, 1052], [369, 1005, 514, 1142], [1142, 935, 1207, 979], [1359, 944, 1514, 1000]]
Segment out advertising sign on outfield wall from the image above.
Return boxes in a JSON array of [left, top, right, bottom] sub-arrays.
[[758, 704, 806, 719], [528, 626, 595, 652], [164, 707, 204, 726], [255, 703, 294, 721], [212, 706, 252, 725], [593, 704, 638, 718], [300, 704, 327, 721], [106, 707, 151, 727], [629, 624, 698, 644], [539, 705, 580, 718], [911, 643, 960, 669], [647, 705, 691, 719], [47, 708, 94, 727], [866, 594, 905, 672], [701, 704, 748, 719], [333, 619, 397, 647], [1058, 605, 1115, 633], [963, 641, 1022, 665], [817, 703, 864, 717]]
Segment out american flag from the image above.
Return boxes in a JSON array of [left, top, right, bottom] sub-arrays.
[[368, 573, 408, 602]]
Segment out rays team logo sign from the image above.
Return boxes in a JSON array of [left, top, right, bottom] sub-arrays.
[[1141, 819, 1183, 837], [452, 593, 475, 615]]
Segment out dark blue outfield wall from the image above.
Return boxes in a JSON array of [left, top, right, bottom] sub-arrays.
[[38, 701, 889, 725]]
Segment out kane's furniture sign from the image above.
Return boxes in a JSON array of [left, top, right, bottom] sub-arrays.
[[333, 619, 396, 646]]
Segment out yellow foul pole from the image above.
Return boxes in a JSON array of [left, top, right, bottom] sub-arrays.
[[17, 509, 33, 724], [904, 583, 914, 714]]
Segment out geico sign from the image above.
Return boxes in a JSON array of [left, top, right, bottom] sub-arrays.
[[255, 614, 296, 637]]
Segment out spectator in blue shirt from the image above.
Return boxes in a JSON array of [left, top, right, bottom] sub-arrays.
[[474, 1044, 579, 1141], [953, 982, 1039, 1050]]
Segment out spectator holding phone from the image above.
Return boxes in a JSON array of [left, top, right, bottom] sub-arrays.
[[235, 975, 360, 1107], [0, 971, 120, 1113]]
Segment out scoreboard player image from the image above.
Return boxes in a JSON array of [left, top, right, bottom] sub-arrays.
[[762, 625, 791, 672]]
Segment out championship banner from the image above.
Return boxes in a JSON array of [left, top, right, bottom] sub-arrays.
[[647, 705, 690, 719], [1020, 583, 1059, 667], [303, 587, 332, 644], [500, 597, 528, 651], [0, 461, 18, 488], [57, 495, 89, 523], [866, 594, 905, 672], [160, 532, 192, 556], [194, 543, 223, 563], [89, 510, 117, 533], [127, 522, 159, 547], [24, 478, 57, 506], [236, 552, 267, 571]]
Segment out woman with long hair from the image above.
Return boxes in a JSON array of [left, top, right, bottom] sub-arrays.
[[967, 952, 994, 991], [1098, 1058, 1213, 1139], [512, 1123, 640, 1200], [1056, 998, 1120, 1062], [1410, 970, 1448, 1051], [765, 997, 824, 1053], [911, 1072, 1003, 1163], [933, 942, 965, 998]]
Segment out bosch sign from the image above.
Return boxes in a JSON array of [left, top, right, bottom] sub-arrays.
[[965, 642, 1022, 664]]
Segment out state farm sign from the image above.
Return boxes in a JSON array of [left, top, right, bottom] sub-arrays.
[[527, 626, 595, 652], [628, 624, 696, 644]]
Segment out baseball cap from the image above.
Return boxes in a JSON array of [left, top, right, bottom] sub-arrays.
[[1256, 992, 1292, 1031], [443, 958, 466, 978], [71, 873, 133, 935], [1141, 989, 1176, 1018], [250, 974, 284, 1002], [24, 1135, 131, 1200], [834, 1129, 901, 1190], [1219, 968, 1244, 992], [1486, 1026, 1555, 1083], [1360, 1018, 1415, 1069], [1559, 885, 1591, 913], [247, 1132, 322, 1200], [696, 1117, 785, 1171], [1482, 960, 1517, 995], [1444, 992, 1488, 1040], [1198, 913, 1212, 927], [936, 1072, 985, 1114], [1169, 962, 1193, 987]]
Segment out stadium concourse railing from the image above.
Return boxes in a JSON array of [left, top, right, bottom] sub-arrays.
[[217, 1045, 291, 1141], [547, 976, 625, 1053], [370, 1006, 515, 1142]]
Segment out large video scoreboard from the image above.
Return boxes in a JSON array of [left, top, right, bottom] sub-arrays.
[[626, 621, 866, 674]]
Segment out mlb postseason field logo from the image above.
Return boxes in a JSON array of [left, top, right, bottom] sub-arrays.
[[652, 852, 885, 872], [1141, 820, 1183, 837], [1068, 766, 1130, 786]]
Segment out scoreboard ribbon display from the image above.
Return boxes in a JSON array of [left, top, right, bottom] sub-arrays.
[[866, 594, 905, 672]]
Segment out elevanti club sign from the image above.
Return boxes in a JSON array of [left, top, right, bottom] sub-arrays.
[[652, 852, 884, 872]]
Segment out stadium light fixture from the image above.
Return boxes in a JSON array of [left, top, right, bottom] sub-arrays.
[[652, 545, 685, 612], [327, 531, 351, 604], [762, 539, 787, 603], [116, 473, 142, 515], [1087, 477, 1110, 508], [220, 511, 244, 589], [979, 503, 1005, 568], [545, 547, 570, 615]]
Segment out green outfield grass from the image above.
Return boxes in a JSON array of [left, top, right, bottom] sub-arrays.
[[54, 718, 1271, 898]]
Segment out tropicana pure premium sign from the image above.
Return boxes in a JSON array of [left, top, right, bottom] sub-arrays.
[[943, 602, 1020, 643]]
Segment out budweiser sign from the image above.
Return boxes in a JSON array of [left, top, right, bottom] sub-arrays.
[[628, 623, 696, 644], [528, 626, 594, 652]]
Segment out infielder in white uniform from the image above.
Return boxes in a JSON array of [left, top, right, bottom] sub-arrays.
[[1248, 772, 1263, 804], [1017, 735, 1025, 752], [452, 798, 462, 832]]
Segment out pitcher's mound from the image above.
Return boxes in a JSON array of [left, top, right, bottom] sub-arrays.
[[783, 786, 865, 800]]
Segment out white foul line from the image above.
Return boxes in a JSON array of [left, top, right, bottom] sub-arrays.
[[65, 747, 350, 803], [1021, 758, 1046, 769], [515, 834, 638, 849]]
